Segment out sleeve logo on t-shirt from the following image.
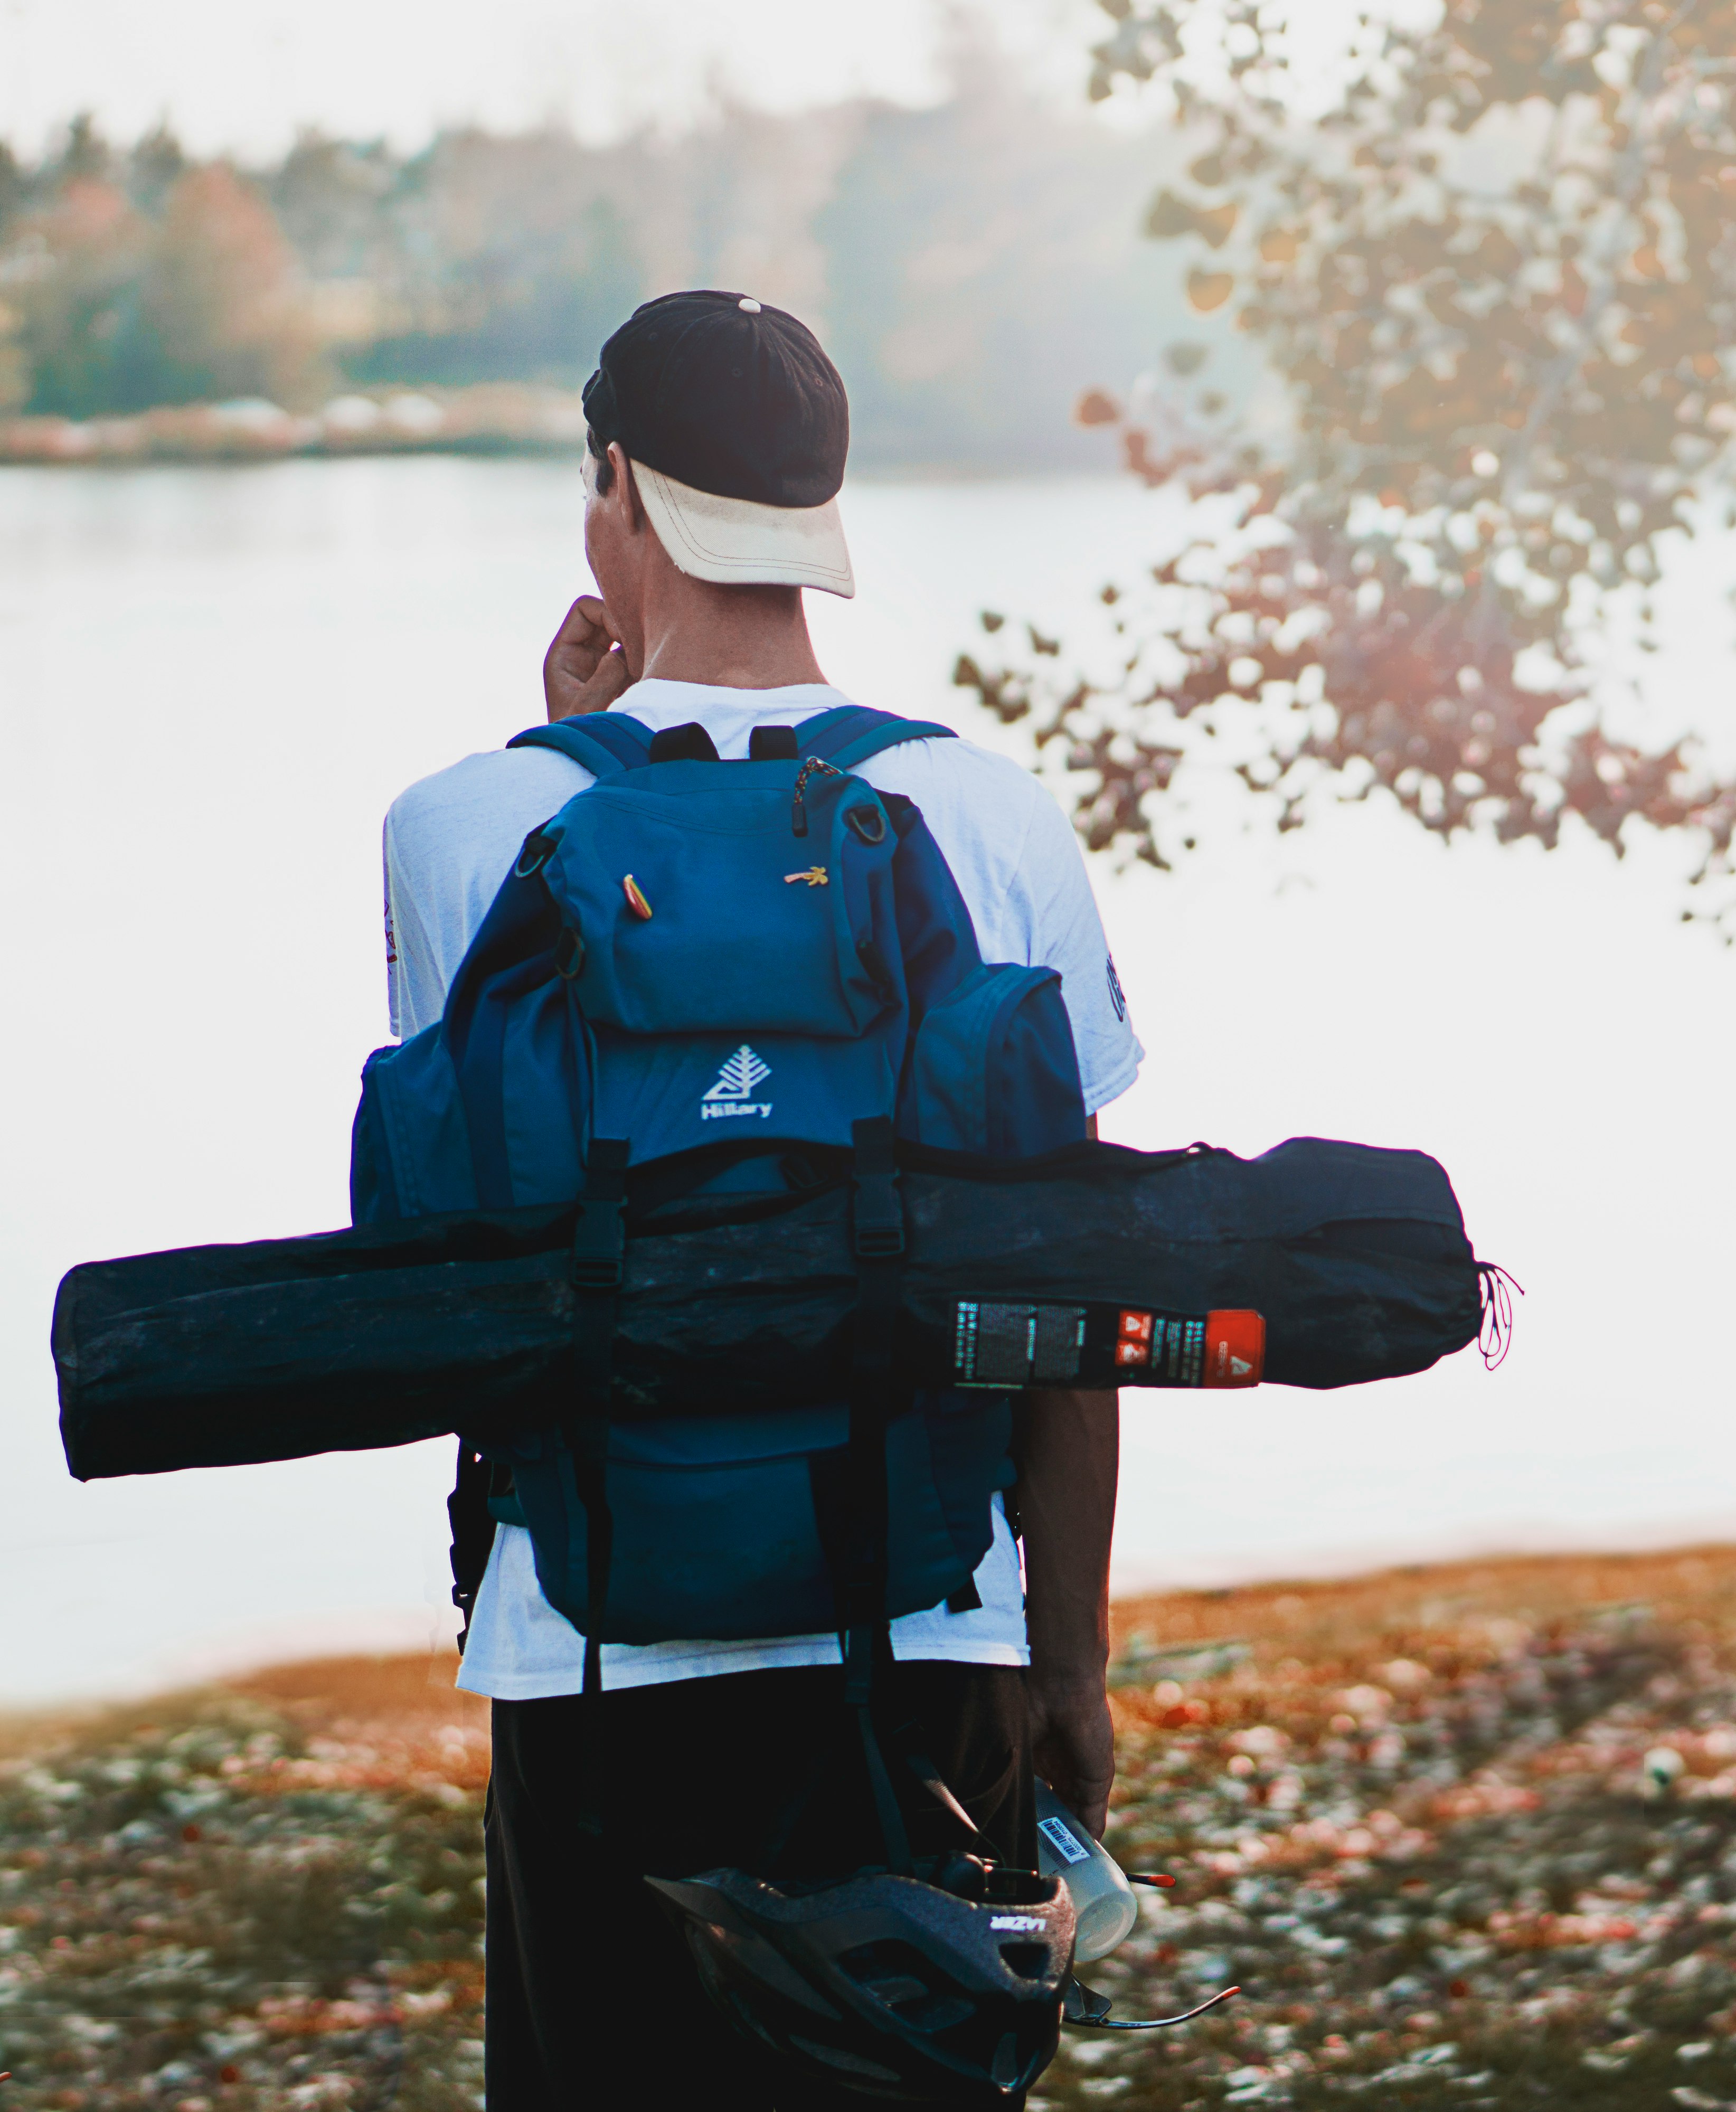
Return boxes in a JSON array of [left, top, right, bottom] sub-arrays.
[[1106, 954, 1127, 1022]]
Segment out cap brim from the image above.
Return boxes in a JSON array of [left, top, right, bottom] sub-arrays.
[[632, 459, 855, 599]]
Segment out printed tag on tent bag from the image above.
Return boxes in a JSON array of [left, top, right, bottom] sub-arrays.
[[951, 1301, 1265, 1390]]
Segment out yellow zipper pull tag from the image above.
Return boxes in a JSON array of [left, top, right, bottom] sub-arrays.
[[783, 866, 829, 887]]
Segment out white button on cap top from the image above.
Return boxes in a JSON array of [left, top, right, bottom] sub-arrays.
[[738, 297, 762, 313]]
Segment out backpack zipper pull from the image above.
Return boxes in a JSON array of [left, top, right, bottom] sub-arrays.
[[791, 755, 839, 838]]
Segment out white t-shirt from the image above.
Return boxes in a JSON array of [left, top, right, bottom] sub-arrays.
[[382, 678, 1143, 1698]]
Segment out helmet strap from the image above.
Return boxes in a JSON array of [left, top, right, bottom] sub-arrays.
[[902, 1747, 980, 1838], [845, 1624, 913, 1874]]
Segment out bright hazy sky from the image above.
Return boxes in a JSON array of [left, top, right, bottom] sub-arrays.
[[0, 0, 1112, 158]]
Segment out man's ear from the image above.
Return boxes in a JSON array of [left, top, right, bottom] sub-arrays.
[[608, 442, 645, 532]]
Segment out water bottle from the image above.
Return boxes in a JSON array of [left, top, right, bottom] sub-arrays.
[[1034, 1779, 1140, 1962]]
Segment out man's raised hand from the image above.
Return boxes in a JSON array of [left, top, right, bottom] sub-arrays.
[[543, 595, 634, 721]]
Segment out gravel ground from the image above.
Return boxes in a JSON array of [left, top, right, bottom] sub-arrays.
[[8, 1549, 1736, 2109]]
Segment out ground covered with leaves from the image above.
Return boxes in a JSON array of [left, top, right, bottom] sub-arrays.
[[9, 1551, 1736, 2109], [1040, 1548, 1736, 2111], [0, 1658, 489, 2111]]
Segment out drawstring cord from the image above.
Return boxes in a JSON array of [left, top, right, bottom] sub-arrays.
[[1477, 1262, 1523, 1370]]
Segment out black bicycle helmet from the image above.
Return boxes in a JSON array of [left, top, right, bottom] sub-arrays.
[[647, 1850, 1074, 2100]]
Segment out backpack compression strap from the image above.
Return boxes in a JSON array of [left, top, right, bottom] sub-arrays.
[[567, 1138, 631, 1700], [507, 713, 656, 777]]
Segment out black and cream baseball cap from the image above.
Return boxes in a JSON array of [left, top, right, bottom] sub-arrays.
[[581, 289, 855, 598]]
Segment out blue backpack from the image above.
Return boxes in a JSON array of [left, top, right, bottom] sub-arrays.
[[351, 704, 1087, 1683]]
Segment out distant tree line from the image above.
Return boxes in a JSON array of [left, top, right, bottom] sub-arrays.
[[0, 82, 1194, 470]]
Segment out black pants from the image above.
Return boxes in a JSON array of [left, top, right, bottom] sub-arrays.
[[484, 1661, 1035, 2110]]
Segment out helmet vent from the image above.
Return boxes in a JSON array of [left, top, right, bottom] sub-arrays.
[[998, 1942, 1051, 1980], [838, 1939, 972, 2034], [786, 2036, 902, 2084], [839, 1939, 931, 1988], [860, 1975, 927, 2006]]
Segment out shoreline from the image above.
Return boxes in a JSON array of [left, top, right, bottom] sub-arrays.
[[0, 382, 589, 466], [0, 387, 1124, 477], [6, 1540, 1735, 1725]]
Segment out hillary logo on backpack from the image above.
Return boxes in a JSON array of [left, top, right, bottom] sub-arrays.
[[348, 703, 1088, 1653], [702, 1045, 773, 1120]]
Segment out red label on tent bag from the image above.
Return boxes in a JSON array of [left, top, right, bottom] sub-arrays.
[[1202, 1310, 1266, 1389]]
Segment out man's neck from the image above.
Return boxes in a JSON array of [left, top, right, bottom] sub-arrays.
[[632, 571, 827, 691]]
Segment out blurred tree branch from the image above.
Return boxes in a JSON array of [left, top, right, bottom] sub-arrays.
[[957, 0, 1736, 925]]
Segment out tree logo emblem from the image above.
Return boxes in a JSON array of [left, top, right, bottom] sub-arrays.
[[701, 1045, 773, 1122]]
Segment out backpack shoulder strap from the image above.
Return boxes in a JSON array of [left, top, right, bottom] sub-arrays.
[[794, 705, 957, 772], [507, 713, 655, 778]]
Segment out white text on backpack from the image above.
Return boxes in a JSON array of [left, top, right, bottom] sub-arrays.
[[702, 1045, 774, 1121]]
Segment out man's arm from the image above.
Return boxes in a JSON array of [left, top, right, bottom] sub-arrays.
[[1019, 1117, 1119, 1837], [1021, 1381, 1119, 1840]]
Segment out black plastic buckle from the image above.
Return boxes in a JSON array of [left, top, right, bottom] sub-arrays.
[[571, 1205, 624, 1288], [850, 1115, 905, 1259], [572, 1140, 629, 1288], [853, 1213, 904, 1260]]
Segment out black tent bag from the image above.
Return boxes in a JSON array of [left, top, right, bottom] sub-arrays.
[[54, 1135, 1485, 1482]]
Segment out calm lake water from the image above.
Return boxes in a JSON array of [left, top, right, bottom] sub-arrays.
[[5, 455, 1735, 1702]]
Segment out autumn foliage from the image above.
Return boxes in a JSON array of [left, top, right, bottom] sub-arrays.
[[958, 0, 1736, 921], [3, 155, 323, 416]]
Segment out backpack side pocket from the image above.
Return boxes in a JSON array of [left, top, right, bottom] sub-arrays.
[[901, 963, 1087, 1155], [354, 1025, 480, 1220], [350, 1051, 403, 1225]]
